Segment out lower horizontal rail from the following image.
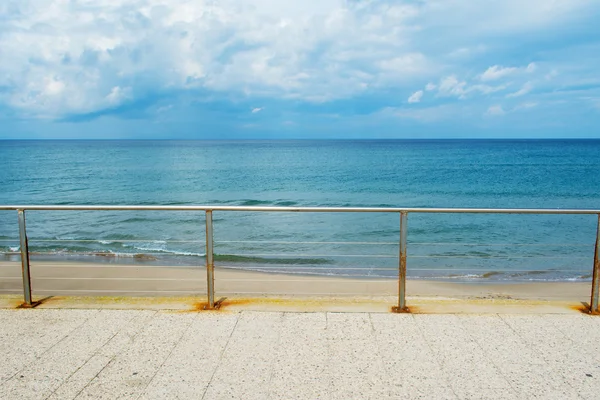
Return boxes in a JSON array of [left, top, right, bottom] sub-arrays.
[[217, 279, 394, 283]]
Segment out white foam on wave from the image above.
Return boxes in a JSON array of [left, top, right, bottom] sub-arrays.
[[131, 245, 205, 257]]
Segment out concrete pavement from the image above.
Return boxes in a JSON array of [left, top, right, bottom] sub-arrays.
[[1, 307, 600, 399]]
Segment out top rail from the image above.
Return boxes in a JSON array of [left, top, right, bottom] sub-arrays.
[[0, 205, 599, 214]]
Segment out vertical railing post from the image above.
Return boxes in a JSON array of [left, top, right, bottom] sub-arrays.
[[17, 209, 33, 306], [393, 211, 409, 313], [205, 210, 215, 309], [590, 214, 600, 314]]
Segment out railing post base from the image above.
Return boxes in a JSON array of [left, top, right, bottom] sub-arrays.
[[391, 306, 410, 313], [17, 301, 42, 309]]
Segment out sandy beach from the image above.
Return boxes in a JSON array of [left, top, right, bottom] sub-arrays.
[[0, 260, 592, 304]]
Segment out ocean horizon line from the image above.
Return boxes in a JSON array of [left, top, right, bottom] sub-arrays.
[[2, 138, 600, 142]]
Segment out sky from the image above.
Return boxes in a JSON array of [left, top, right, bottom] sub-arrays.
[[1, 0, 600, 139]]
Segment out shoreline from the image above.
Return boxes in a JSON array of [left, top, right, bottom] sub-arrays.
[[0, 260, 592, 301], [1, 252, 593, 283]]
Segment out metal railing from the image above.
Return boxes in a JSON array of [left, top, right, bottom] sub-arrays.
[[1, 205, 599, 312]]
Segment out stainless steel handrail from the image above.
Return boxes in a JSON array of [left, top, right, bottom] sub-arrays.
[[1, 205, 600, 213], [2, 205, 600, 312]]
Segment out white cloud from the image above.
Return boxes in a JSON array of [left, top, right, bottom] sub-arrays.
[[378, 54, 428, 75], [469, 84, 507, 94], [514, 102, 538, 110], [480, 65, 518, 81], [425, 82, 437, 91], [545, 70, 558, 80], [388, 104, 468, 122], [106, 86, 131, 105], [251, 107, 263, 113], [43, 77, 66, 96], [421, 0, 592, 35], [408, 90, 423, 103], [507, 82, 533, 98], [0, 0, 596, 120], [437, 76, 467, 98], [0, 0, 428, 117], [156, 105, 173, 113], [447, 45, 487, 59], [486, 105, 505, 116], [480, 63, 538, 82], [0, 0, 430, 118]]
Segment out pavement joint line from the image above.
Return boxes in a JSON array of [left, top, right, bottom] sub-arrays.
[[367, 312, 388, 394], [5, 309, 102, 384], [43, 310, 141, 400], [412, 313, 459, 398], [497, 314, 585, 398], [70, 310, 159, 399], [368, 311, 391, 390], [527, 316, 588, 398], [457, 314, 519, 397], [265, 312, 285, 400], [325, 313, 332, 396], [200, 311, 241, 400], [497, 313, 530, 344], [135, 311, 199, 400], [367, 312, 376, 333]]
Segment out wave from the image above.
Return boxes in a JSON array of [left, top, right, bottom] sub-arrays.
[[274, 201, 298, 206], [239, 199, 274, 206], [415, 269, 592, 282], [481, 271, 502, 278], [121, 217, 155, 223], [212, 199, 301, 207], [0, 242, 328, 265], [0, 246, 593, 282], [214, 254, 329, 265], [128, 245, 204, 257], [220, 265, 396, 279]]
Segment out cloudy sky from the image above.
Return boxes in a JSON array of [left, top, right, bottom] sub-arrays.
[[1, 0, 599, 139]]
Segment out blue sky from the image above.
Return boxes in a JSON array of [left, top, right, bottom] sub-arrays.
[[1, 0, 599, 139]]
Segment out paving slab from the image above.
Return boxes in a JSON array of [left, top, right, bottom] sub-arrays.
[[48, 311, 157, 400], [73, 312, 196, 399], [139, 312, 239, 400], [1, 308, 600, 399]]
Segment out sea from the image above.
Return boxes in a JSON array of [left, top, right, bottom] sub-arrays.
[[1, 139, 599, 282]]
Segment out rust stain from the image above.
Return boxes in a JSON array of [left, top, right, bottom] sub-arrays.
[[390, 305, 421, 314], [570, 303, 600, 315], [189, 298, 292, 312], [188, 297, 229, 312], [6, 299, 24, 308], [192, 302, 217, 311], [185, 297, 387, 312], [16, 296, 56, 309], [218, 298, 254, 307]]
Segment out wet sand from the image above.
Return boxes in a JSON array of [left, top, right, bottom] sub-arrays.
[[0, 260, 591, 302]]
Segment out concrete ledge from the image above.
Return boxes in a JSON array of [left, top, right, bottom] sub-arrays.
[[0, 294, 591, 314]]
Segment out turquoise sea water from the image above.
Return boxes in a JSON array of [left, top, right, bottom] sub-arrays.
[[1, 139, 599, 281]]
